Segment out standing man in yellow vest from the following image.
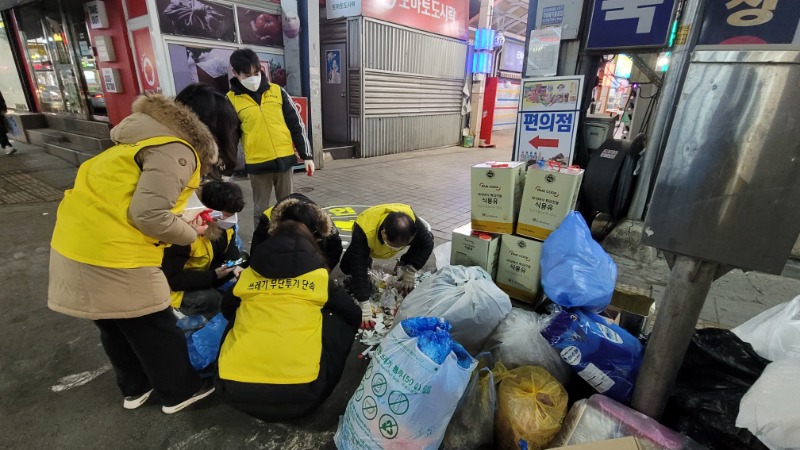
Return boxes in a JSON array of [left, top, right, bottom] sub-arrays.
[[339, 204, 434, 328], [228, 49, 313, 227]]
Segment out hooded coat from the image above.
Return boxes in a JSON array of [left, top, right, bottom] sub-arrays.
[[48, 95, 219, 320]]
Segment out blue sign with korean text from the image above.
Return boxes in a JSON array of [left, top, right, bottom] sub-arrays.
[[586, 0, 677, 49], [698, 0, 800, 45], [542, 5, 565, 25]]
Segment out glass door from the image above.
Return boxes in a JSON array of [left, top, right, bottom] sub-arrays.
[[64, 0, 106, 119]]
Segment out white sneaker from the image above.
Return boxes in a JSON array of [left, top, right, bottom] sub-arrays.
[[123, 389, 154, 410], [4, 147, 16, 156], [161, 382, 215, 414]]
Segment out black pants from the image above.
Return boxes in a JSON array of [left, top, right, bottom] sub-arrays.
[[0, 115, 11, 148], [217, 308, 358, 421], [94, 308, 202, 405]]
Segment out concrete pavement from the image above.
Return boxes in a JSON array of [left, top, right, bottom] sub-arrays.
[[1, 132, 798, 448]]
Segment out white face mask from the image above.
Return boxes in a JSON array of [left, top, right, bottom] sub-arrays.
[[239, 74, 261, 92], [217, 213, 238, 230]]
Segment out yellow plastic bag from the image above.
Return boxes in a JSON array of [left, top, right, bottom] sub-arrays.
[[494, 363, 568, 450]]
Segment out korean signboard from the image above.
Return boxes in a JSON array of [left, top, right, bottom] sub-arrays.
[[586, 0, 678, 50], [328, 0, 362, 19], [698, 0, 800, 45], [514, 76, 584, 166], [362, 0, 468, 41], [535, 0, 584, 40]]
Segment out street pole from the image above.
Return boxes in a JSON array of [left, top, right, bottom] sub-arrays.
[[467, 0, 493, 147], [298, 0, 324, 169], [631, 254, 723, 419], [626, 0, 706, 220]]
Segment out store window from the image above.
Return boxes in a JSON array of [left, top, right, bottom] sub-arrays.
[[0, 18, 28, 111]]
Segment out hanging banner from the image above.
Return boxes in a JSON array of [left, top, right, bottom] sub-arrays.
[[698, 0, 800, 45], [362, 0, 468, 40], [514, 76, 584, 166], [131, 28, 161, 94]]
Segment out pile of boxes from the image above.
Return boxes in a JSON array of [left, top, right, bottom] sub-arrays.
[[451, 161, 584, 304]]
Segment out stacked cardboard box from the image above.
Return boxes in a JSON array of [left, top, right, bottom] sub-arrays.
[[452, 161, 584, 304]]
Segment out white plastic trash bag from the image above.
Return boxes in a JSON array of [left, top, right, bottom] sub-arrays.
[[335, 318, 476, 450], [394, 265, 512, 354], [433, 242, 451, 270], [481, 308, 572, 385], [736, 359, 800, 450], [732, 295, 800, 361]]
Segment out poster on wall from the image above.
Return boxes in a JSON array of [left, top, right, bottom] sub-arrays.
[[326, 50, 341, 84], [236, 6, 283, 47], [526, 27, 561, 77], [698, 0, 800, 45], [131, 28, 161, 93], [157, 0, 236, 42], [514, 75, 584, 166], [361, 0, 468, 40], [168, 43, 286, 94]]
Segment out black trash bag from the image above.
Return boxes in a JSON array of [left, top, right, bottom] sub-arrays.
[[661, 328, 770, 450]]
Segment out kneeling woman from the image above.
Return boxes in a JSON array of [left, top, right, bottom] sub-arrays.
[[216, 220, 360, 421]]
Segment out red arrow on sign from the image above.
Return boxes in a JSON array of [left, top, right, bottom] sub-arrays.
[[529, 136, 560, 149]]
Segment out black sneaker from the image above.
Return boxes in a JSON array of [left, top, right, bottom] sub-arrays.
[[161, 380, 215, 414], [123, 389, 154, 410]]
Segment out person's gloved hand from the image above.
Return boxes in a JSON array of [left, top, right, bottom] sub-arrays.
[[396, 265, 418, 296], [304, 160, 315, 176], [359, 301, 375, 330]]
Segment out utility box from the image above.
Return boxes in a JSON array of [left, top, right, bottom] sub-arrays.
[[642, 50, 800, 274]]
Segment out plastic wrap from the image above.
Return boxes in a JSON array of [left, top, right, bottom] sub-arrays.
[[737, 359, 800, 450], [481, 308, 572, 385], [732, 295, 800, 361], [441, 364, 496, 450], [334, 318, 476, 450], [662, 328, 770, 450], [395, 266, 512, 355], [541, 309, 642, 403], [550, 394, 698, 450], [540, 212, 617, 311], [186, 313, 228, 370], [494, 363, 568, 450]]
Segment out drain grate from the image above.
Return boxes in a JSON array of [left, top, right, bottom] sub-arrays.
[[0, 171, 64, 204]]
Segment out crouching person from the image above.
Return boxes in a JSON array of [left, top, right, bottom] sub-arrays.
[[216, 220, 360, 421], [163, 181, 245, 318]]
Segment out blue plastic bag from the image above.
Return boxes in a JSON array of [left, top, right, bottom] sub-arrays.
[[335, 318, 477, 449], [186, 313, 228, 370], [541, 308, 642, 403], [541, 212, 617, 311]]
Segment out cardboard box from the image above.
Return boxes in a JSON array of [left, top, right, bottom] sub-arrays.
[[471, 161, 527, 234], [450, 224, 501, 278], [516, 165, 584, 240], [549, 437, 644, 450], [495, 234, 543, 303]]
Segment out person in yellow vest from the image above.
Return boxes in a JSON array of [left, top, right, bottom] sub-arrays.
[[163, 181, 245, 319], [48, 84, 240, 414], [339, 204, 435, 329], [250, 193, 343, 270], [217, 220, 360, 421], [228, 49, 313, 227]]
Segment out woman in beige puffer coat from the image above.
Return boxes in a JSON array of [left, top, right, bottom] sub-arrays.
[[48, 84, 239, 414]]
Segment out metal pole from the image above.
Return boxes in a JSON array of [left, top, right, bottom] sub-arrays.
[[467, 0, 493, 146], [631, 254, 718, 419], [627, 0, 706, 220]]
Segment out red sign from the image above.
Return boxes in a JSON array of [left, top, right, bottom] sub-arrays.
[[529, 136, 560, 149], [131, 28, 161, 94], [362, 0, 468, 40]]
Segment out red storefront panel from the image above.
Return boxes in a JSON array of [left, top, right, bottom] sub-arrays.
[[362, 0, 468, 40]]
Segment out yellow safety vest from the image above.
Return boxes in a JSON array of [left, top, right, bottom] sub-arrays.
[[51, 136, 200, 268], [355, 204, 416, 260], [263, 206, 274, 220], [170, 228, 235, 308], [218, 267, 329, 384], [227, 85, 294, 165]]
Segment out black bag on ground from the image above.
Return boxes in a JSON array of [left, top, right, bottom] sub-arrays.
[[661, 328, 770, 450]]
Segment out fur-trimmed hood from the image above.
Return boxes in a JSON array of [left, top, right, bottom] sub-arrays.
[[110, 95, 218, 167], [268, 196, 333, 238]]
